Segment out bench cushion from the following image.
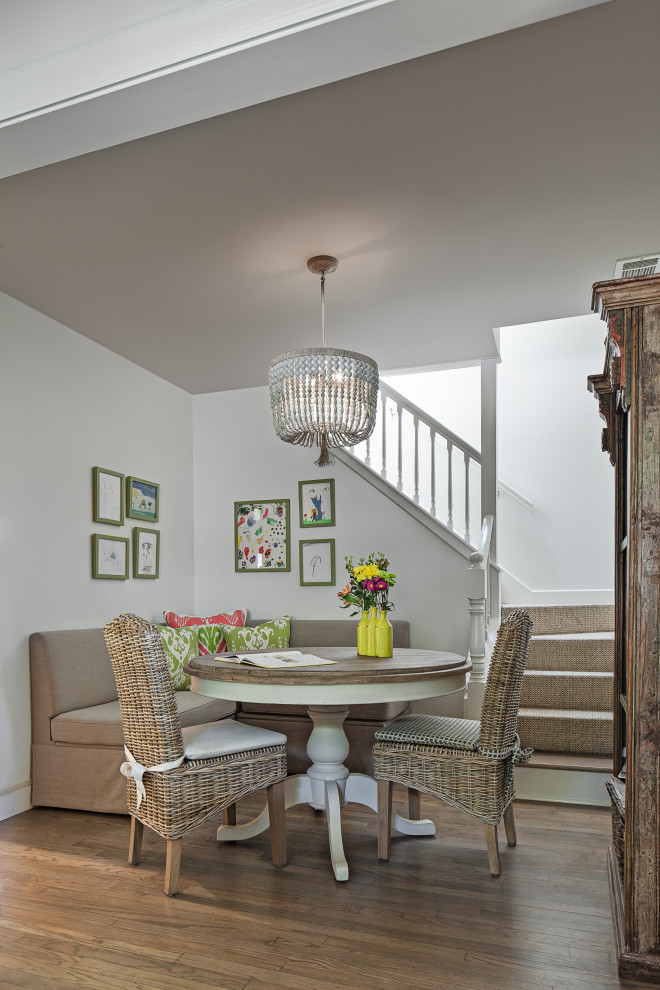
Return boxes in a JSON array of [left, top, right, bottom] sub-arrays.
[[51, 693, 236, 746]]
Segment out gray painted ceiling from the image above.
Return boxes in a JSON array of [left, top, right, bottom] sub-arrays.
[[1, 0, 658, 394]]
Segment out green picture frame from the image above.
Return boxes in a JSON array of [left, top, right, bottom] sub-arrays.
[[92, 466, 124, 526], [92, 534, 129, 580], [235, 499, 290, 571], [133, 526, 160, 579], [126, 476, 159, 522], [298, 478, 335, 527], [299, 538, 336, 586]]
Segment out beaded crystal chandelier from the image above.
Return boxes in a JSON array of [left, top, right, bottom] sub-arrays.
[[269, 256, 379, 467]]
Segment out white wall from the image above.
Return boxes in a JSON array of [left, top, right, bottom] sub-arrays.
[[193, 386, 470, 713], [0, 292, 195, 818], [498, 314, 614, 602]]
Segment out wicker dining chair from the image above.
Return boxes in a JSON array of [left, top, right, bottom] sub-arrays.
[[373, 608, 533, 877], [104, 612, 288, 895]]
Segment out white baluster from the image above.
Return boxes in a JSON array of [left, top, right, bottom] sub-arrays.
[[397, 404, 403, 492], [464, 452, 470, 544], [381, 392, 387, 479], [447, 441, 454, 530], [413, 415, 419, 504], [430, 428, 436, 517]]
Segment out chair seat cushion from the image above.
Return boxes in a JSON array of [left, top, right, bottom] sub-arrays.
[[181, 719, 287, 760], [374, 714, 481, 751], [51, 694, 236, 747]]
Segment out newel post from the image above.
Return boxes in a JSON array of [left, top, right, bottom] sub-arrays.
[[467, 552, 487, 684]]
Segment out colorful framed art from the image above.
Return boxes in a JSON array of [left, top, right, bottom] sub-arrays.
[[298, 479, 335, 527], [234, 499, 290, 571], [133, 527, 160, 579], [127, 476, 159, 522], [299, 538, 335, 586], [92, 466, 124, 526], [92, 534, 129, 579]]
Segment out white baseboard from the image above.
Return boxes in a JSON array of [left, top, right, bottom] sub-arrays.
[[515, 765, 609, 806], [501, 570, 614, 606], [0, 780, 32, 821]]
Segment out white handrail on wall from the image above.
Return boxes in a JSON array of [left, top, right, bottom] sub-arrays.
[[467, 514, 494, 684]]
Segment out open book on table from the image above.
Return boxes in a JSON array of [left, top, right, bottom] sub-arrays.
[[220, 650, 336, 669]]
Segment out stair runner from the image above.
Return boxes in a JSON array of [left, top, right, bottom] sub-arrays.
[[503, 604, 614, 756]]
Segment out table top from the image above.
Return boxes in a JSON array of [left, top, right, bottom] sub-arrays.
[[185, 646, 471, 706]]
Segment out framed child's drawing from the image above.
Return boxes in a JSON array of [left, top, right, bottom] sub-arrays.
[[235, 499, 290, 571], [298, 479, 335, 527], [93, 467, 124, 526], [92, 534, 129, 579], [127, 476, 159, 522], [133, 527, 160, 578], [299, 538, 335, 586]]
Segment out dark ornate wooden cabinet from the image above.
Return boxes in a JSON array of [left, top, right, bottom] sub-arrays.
[[589, 274, 660, 983]]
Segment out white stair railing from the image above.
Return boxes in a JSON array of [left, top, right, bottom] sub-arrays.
[[350, 380, 482, 548]]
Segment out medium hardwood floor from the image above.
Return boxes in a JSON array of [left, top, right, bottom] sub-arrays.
[[0, 789, 646, 990]]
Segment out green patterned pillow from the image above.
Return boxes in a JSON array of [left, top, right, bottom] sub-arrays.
[[223, 616, 290, 653], [197, 624, 226, 656], [158, 627, 199, 690]]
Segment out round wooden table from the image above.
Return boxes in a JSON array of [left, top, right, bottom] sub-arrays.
[[186, 646, 471, 881]]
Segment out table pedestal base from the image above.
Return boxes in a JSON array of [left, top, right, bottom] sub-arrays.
[[217, 703, 435, 881]]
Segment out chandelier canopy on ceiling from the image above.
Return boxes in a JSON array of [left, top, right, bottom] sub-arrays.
[[268, 255, 379, 467]]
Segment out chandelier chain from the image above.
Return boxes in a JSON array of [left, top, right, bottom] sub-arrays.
[[320, 271, 326, 349]]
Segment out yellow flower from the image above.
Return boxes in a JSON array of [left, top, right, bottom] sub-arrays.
[[353, 563, 380, 582]]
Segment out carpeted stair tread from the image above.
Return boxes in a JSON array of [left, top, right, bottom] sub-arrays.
[[502, 603, 614, 636], [521, 670, 612, 711], [517, 708, 612, 756], [527, 635, 614, 672], [532, 631, 614, 641]]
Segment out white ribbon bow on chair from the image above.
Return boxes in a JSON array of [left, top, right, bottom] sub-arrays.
[[120, 746, 184, 808]]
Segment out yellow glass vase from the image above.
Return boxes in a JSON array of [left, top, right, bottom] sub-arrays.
[[375, 610, 393, 658], [366, 607, 378, 656], [356, 610, 369, 655]]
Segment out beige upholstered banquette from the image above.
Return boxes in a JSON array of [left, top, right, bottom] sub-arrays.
[[29, 617, 410, 814]]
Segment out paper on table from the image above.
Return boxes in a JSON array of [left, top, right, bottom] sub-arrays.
[[219, 650, 336, 669]]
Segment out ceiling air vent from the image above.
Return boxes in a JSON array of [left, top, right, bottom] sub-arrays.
[[613, 254, 660, 279]]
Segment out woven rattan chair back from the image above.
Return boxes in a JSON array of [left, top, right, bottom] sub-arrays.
[[104, 612, 184, 767], [478, 608, 532, 757]]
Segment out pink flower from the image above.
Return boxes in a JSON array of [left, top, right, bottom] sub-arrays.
[[374, 578, 388, 590], [363, 579, 376, 592]]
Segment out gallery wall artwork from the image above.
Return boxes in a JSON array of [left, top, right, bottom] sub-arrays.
[[299, 538, 335, 586], [92, 534, 129, 579], [93, 467, 124, 525], [127, 476, 159, 522], [234, 499, 290, 571], [91, 467, 160, 579], [298, 479, 335, 527], [133, 527, 160, 579]]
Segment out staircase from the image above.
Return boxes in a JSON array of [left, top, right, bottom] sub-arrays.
[[333, 379, 615, 803], [504, 603, 614, 805]]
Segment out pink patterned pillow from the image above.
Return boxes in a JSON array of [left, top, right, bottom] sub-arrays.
[[162, 609, 247, 656], [163, 608, 246, 629]]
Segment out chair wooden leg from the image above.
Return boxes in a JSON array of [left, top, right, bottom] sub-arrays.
[[222, 804, 237, 827], [128, 816, 144, 865], [503, 804, 517, 846], [408, 788, 421, 821], [267, 779, 287, 868], [484, 824, 501, 877], [377, 779, 393, 861], [164, 838, 182, 896]]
